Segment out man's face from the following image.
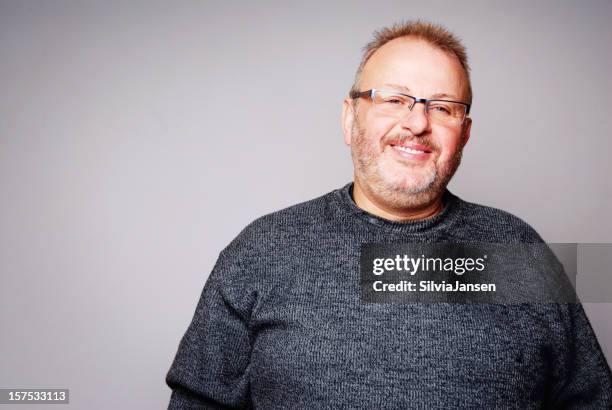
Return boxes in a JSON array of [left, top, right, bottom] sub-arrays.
[[343, 37, 472, 210]]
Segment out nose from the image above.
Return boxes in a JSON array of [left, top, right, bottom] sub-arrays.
[[398, 101, 430, 134]]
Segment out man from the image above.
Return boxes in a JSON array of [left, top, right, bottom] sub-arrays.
[[166, 21, 612, 408]]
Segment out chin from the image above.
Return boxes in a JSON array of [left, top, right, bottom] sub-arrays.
[[381, 187, 439, 209], [368, 177, 437, 209], [398, 177, 433, 194], [379, 166, 437, 195]]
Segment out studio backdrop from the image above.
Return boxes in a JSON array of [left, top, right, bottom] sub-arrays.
[[1, 0, 610, 408]]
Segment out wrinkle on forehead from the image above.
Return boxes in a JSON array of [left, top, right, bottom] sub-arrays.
[[380, 83, 461, 101]]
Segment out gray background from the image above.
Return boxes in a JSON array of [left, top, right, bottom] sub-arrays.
[[1, 0, 610, 408]]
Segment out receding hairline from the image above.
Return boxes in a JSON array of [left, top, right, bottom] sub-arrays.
[[350, 21, 473, 105], [358, 36, 471, 102]]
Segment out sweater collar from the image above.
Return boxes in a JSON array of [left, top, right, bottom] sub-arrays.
[[331, 182, 461, 234]]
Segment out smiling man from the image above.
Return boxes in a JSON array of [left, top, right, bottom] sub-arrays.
[[343, 32, 472, 220], [166, 21, 611, 409]]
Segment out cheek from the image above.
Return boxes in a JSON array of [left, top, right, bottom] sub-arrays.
[[360, 112, 397, 148], [432, 126, 464, 158]]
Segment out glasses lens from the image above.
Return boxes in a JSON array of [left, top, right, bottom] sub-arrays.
[[427, 101, 467, 123], [369, 90, 467, 123], [371, 90, 414, 113]]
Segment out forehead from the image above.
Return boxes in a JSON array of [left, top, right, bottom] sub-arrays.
[[360, 37, 468, 101]]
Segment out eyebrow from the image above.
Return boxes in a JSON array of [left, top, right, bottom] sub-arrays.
[[382, 83, 459, 100]]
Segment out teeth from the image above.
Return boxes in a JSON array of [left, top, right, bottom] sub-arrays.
[[395, 146, 426, 154]]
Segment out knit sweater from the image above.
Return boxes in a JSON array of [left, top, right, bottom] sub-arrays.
[[166, 183, 612, 409]]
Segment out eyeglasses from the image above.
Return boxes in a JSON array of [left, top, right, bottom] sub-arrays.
[[350, 88, 471, 124]]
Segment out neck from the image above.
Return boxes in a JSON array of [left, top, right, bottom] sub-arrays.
[[352, 179, 444, 222]]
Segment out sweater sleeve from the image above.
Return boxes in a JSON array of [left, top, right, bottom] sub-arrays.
[[546, 302, 612, 408], [165, 246, 255, 409]]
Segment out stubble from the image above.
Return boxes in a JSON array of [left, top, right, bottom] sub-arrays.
[[349, 112, 465, 210]]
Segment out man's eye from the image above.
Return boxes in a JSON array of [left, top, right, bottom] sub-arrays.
[[384, 98, 404, 104], [430, 105, 451, 114]]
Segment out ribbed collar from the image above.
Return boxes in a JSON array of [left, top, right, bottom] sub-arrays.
[[331, 182, 462, 234]]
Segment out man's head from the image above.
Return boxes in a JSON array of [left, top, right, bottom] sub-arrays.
[[342, 21, 473, 215]]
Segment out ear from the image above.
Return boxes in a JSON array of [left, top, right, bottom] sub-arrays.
[[461, 117, 472, 147], [342, 98, 355, 146]]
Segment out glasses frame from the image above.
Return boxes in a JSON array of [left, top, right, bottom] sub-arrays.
[[350, 88, 471, 123]]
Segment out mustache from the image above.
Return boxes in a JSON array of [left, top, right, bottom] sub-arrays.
[[382, 134, 437, 151]]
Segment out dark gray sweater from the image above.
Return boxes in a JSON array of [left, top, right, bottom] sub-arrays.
[[166, 183, 612, 409]]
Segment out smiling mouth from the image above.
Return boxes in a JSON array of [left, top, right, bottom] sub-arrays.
[[389, 142, 433, 155], [393, 146, 430, 154]]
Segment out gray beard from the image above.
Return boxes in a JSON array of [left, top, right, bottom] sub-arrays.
[[350, 118, 464, 210]]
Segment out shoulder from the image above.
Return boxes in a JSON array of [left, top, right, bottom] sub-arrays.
[[451, 194, 545, 243], [221, 188, 338, 257], [211, 189, 338, 291]]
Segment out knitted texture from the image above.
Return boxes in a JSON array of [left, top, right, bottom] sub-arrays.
[[166, 183, 612, 409]]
